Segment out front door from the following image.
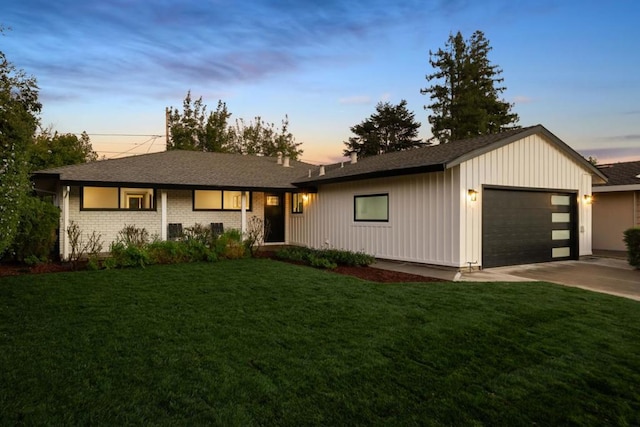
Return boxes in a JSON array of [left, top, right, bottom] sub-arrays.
[[264, 193, 285, 242]]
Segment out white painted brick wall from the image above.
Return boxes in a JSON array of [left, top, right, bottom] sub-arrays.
[[60, 187, 267, 255]]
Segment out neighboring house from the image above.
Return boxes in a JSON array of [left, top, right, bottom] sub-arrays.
[[592, 160, 640, 251], [33, 124, 606, 269]]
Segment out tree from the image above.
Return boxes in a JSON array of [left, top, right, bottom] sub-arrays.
[[28, 129, 98, 171], [166, 91, 232, 152], [0, 35, 42, 256], [421, 31, 519, 143], [228, 115, 303, 160], [343, 100, 423, 159]]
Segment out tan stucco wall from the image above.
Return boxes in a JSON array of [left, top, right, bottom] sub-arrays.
[[592, 191, 635, 251]]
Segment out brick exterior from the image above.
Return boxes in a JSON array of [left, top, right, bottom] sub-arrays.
[[60, 187, 266, 256]]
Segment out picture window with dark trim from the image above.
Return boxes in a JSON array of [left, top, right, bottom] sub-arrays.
[[354, 194, 389, 222]]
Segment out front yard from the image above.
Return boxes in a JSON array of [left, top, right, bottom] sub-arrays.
[[1, 259, 639, 425]]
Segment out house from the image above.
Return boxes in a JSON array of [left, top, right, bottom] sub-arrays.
[[33, 124, 606, 269], [592, 160, 640, 251]]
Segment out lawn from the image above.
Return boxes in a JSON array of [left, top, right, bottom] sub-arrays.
[[1, 259, 639, 426]]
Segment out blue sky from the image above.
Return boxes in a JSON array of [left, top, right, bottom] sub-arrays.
[[3, 0, 640, 165]]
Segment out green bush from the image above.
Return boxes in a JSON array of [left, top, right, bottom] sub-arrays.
[[183, 223, 212, 246], [9, 196, 60, 263], [275, 247, 374, 269], [146, 240, 189, 264], [109, 242, 150, 268], [215, 229, 246, 259], [623, 227, 640, 268]]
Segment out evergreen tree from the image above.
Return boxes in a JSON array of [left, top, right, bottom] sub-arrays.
[[421, 31, 519, 143], [343, 100, 423, 159], [0, 40, 42, 256]]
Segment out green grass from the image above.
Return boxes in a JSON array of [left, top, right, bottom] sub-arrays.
[[1, 259, 639, 426]]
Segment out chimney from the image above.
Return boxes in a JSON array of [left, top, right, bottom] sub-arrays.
[[283, 155, 290, 167], [277, 152, 283, 165], [319, 165, 325, 176], [350, 152, 358, 164]]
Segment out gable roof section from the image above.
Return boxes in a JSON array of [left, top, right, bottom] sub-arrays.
[[293, 124, 607, 187], [33, 150, 315, 191], [593, 160, 640, 192]]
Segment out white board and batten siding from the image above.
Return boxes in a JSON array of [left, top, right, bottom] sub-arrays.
[[288, 168, 463, 267], [290, 133, 594, 268], [458, 133, 594, 267]]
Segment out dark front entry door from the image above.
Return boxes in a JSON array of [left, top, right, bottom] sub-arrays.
[[264, 193, 285, 242]]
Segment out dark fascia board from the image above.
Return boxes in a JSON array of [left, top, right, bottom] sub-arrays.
[[446, 124, 608, 183], [55, 179, 305, 193], [293, 163, 447, 188]]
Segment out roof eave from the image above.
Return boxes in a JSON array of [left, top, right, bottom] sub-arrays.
[[445, 125, 609, 183], [293, 163, 447, 187]]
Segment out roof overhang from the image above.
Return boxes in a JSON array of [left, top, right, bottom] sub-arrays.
[[592, 184, 640, 193], [293, 163, 446, 188]]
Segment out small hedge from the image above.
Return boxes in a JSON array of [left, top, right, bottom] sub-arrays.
[[275, 247, 375, 270], [623, 227, 640, 268], [104, 226, 246, 269], [8, 196, 60, 264]]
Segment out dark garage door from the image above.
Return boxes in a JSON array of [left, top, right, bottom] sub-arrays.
[[482, 188, 578, 268]]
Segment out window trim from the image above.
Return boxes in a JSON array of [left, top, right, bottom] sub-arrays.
[[291, 192, 304, 214], [192, 190, 253, 211], [354, 193, 389, 222], [80, 186, 157, 211]]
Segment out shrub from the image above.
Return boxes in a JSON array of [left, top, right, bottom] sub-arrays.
[[183, 223, 212, 246], [9, 196, 60, 263], [275, 247, 374, 269], [116, 225, 149, 248], [146, 240, 188, 264], [623, 227, 640, 268], [109, 241, 150, 268], [215, 229, 246, 259], [244, 216, 269, 256]]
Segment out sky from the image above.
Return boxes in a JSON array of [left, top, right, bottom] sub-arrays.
[[3, 0, 640, 165]]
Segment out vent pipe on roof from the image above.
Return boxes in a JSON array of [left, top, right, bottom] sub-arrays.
[[319, 165, 325, 176], [283, 155, 290, 167], [308, 169, 311, 178], [277, 152, 283, 165], [350, 152, 357, 164]]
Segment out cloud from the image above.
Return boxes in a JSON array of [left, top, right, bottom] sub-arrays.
[[339, 96, 371, 105], [598, 134, 640, 142], [580, 147, 640, 164]]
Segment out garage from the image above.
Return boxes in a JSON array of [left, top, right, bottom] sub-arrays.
[[482, 187, 578, 268]]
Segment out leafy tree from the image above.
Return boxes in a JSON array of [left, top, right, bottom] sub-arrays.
[[228, 115, 303, 159], [166, 91, 232, 152], [421, 31, 519, 143], [0, 34, 42, 256], [28, 129, 97, 171], [343, 100, 423, 159]]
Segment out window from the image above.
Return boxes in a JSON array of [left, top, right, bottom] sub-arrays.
[[292, 193, 304, 214], [354, 194, 388, 222], [193, 190, 252, 211], [81, 186, 155, 210]]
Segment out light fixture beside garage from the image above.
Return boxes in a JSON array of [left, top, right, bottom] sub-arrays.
[[583, 194, 594, 204], [467, 189, 478, 202]]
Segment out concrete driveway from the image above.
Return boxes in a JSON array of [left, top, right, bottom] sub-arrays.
[[458, 257, 640, 301]]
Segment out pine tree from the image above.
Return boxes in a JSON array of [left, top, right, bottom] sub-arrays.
[[343, 100, 423, 159], [421, 31, 519, 143]]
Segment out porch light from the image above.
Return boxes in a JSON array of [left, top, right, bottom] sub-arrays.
[[302, 193, 309, 202], [467, 189, 478, 202], [583, 194, 594, 204]]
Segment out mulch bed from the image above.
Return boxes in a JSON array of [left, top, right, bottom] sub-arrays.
[[0, 256, 444, 283]]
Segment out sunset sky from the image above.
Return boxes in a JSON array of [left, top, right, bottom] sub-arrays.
[[3, 0, 640, 165]]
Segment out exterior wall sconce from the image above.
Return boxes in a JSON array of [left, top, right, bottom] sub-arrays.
[[583, 194, 593, 204], [468, 189, 478, 202], [302, 193, 309, 202]]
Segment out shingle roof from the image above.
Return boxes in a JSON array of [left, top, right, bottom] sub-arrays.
[[595, 160, 640, 187], [293, 124, 606, 186], [34, 150, 315, 191]]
